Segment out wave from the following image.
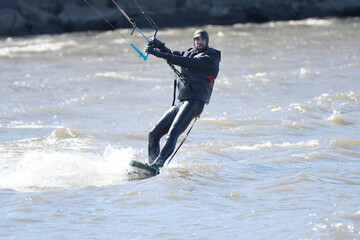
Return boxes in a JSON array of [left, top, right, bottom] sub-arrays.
[[274, 91, 359, 127], [49, 128, 97, 138], [227, 139, 319, 151], [330, 139, 360, 149], [325, 111, 353, 125], [233, 18, 336, 29], [0, 145, 136, 192], [95, 71, 137, 80], [0, 38, 77, 57], [284, 18, 336, 27], [0, 126, 147, 192], [3, 120, 62, 129]]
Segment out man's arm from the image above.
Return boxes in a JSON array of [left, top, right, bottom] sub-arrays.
[[167, 54, 217, 70], [149, 38, 183, 56], [146, 47, 217, 70]]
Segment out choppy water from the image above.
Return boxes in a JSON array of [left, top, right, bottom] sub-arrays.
[[1, 18, 360, 239]]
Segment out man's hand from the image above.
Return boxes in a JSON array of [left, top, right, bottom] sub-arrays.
[[146, 46, 171, 60], [149, 37, 165, 49]]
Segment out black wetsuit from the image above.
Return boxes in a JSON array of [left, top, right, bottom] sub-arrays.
[[148, 45, 221, 168]]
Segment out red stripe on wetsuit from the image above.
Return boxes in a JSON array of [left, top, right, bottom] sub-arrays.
[[208, 74, 215, 88]]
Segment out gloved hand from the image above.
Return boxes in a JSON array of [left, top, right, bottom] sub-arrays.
[[145, 46, 171, 60], [149, 37, 165, 49]]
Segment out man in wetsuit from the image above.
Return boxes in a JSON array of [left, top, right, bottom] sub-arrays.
[[145, 29, 221, 169]]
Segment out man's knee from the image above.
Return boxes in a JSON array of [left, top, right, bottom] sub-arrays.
[[167, 125, 182, 141], [149, 128, 159, 144]]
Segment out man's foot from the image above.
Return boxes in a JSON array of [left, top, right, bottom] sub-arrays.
[[148, 153, 157, 165], [151, 159, 165, 169]]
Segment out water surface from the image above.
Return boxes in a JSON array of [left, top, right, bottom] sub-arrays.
[[1, 18, 360, 239]]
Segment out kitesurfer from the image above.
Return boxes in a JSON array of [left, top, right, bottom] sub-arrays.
[[146, 29, 221, 169]]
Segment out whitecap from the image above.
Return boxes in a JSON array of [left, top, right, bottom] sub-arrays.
[[227, 140, 319, 151], [325, 111, 353, 125], [0, 146, 136, 192], [0, 39, 77, 57]]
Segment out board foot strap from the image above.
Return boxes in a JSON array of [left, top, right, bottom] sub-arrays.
[[129, 160, 159, 177]]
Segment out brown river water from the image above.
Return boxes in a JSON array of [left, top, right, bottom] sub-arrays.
[[0, 17, 359, 239]]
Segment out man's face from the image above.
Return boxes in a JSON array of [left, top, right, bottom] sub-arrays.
[[194, 36, 207, 51]]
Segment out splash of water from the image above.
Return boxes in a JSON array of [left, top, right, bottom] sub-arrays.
[[0, 146, 135, 192]]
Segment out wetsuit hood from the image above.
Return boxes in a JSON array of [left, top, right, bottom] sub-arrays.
[[193, 29, 209, 52]]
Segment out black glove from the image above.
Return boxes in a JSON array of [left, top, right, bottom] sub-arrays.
[[149, 37, 165, 49], [146, 46, 171, 60]]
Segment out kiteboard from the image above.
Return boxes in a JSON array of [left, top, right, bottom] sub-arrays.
[[127, 160, 159, 179]]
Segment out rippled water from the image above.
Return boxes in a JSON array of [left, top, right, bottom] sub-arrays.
[[1, 18, 360, 239]]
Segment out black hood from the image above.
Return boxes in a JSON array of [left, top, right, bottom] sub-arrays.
[[193, 29, 209, 51]]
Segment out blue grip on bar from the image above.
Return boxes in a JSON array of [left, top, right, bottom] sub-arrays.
[[130, 42, 148, 61]]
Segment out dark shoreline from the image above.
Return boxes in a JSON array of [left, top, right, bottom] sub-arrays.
[[1, 0, 360, 36]]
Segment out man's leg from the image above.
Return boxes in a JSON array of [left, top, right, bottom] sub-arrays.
[[152, 100, 204, 168], [148, 103, 181, 164]]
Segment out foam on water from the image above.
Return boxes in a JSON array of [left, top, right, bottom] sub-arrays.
[[0, 145, 134, 192], [227, 139, 319, 151]]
